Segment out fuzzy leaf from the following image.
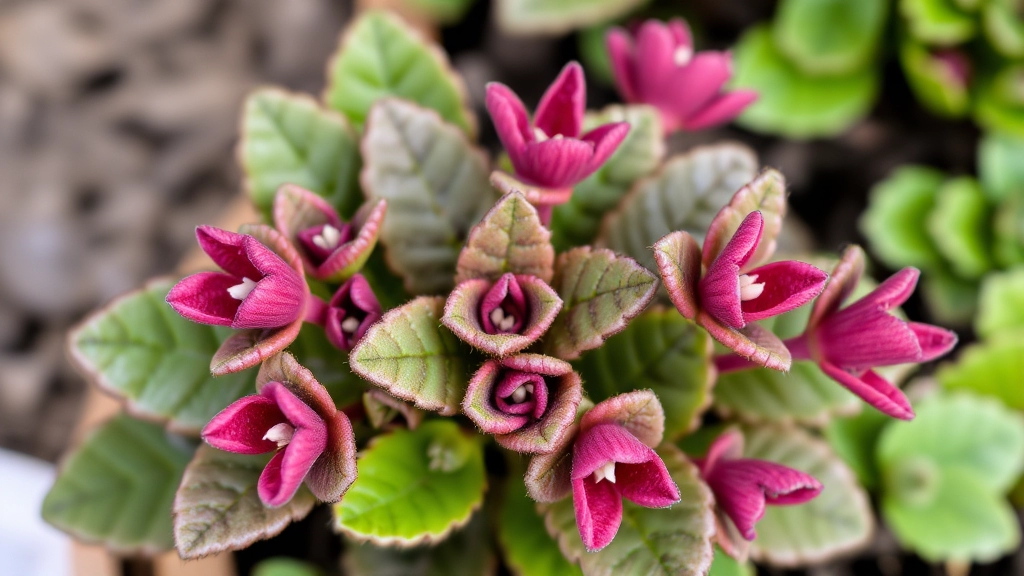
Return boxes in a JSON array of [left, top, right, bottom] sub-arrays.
[[939, 338, 1024, 409], [361, 98, 496, 295], [702, 168, 787, 270], [544, 247, 658, 361], [899, 39, 970, 118], [541, 445, 715, 576], [974, 65, 1024, 139], [67, 279, 255, 435], [975, 267, 1024, 339], [979, 131, 1024, 202], [598, 144, 758, 273], [173, 446, 316, 559], [551, 105, 664, 251], [573, 308, 714, 440], [861, 166, 946, 270], [499, 477, 582, 576], [901, 0, 977, 44], [240, 89, 362, 219], [443, 276, 562, 357], [350, 297, 472, 416], [824, 406, 891, 490], [732, 26, 878, 139], [42, 414, 193, 555], [742, 425, 874, 566], [333, 420, 486, 545], [495, 0, 647, 35], [343, 510, 494, 576], [774, 0, 887, 76], [926, 177, 993, 279], [324, 11, 474, 134], [714, 362, 860, 427], [456, 192, 555, 284]]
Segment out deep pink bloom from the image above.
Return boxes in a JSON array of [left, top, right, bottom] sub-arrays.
[[480, 273, 528, 335], [167, 226, 306, 329], [607, 18, 757, 133], [786, 247, 958, 420], [323, 274, 381, 352], [203, 381, 327, 507], [486, 62, 629, 192], [571, 422, 680, 551], [695, 429, 821, 544]]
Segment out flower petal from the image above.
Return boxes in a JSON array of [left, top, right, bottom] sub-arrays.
[[606, 27, 638, 102], [698, 312, 792, 371], [315, 199, 387, 281], [326, 274, 382, 351], [166, 271, 242, 327], [617, 458, 680, 508], [683, 90, 758, 131], [634, 19, 679, 99], [202, 394, 284, 454], [909, 322, 958, 362], [519, 137, 597, 189], [263, 381, 327, 432], [233, 236, 307, 329], [817, 303, 923, 370], [694, 428, 744, 477], [808, 245, 866, 329], [580, 390, 665, 449], [836, 267, 919, 320], [820, 362, 915, 420], [663, 52, 734, 122], [196, 226, 261, 280], [306, 409, 358, 503], [699, 211, 764, 328], [572, 475, 623, 552], [653, 230, 702, 320], [272, 184, 342, 272], [740, 260, 828, 323], [534, 61, 585, 139], [708, 459, 822, 540], [580, 121, 630, 173], [571, 422, 659, 480], [486, 82, 531, 166], [464, 360, 531, 435]]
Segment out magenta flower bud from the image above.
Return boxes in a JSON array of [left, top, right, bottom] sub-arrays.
[[463, 354, 582, 454], [202, 353, 357, 507], [324, 274, 382, 352], [479, 273, 528, 335], [486, 62, 629, 198], [786, 246, 958, 420], [607, 18, 757, 133], [167, 226, 307, 330], [694, 429, 821, 553]]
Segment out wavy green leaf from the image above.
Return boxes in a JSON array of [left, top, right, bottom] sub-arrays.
[[544, 247, 657, 361], [324, 10, 474, 134], [551, 105, 664, 251], [333, 420, 486, 545], [361, 98, 496, 295], [732, 26, 879, 139], [240, 88, 362, 219], [42, 414, 194, 555], [598, 143, 758, 272], [927, 177, 993, 279], [774, 0, 888, 76], [67, 279, 255, 435], [975, 268, 1024, 339], [742, 425, 874, 566], [541, 445, 715, 576], [499, 477, 581, 576], [860, 166, 946, 270], [573, 308, 713, 440], [495, 0, 647, 35], [900, 0, 976, 44], [173, 446, 316, 559]]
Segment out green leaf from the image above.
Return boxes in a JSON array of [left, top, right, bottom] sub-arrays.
[[402, 0, 478, 24], [982, 0, 1024, 59], [360, 98, 496, 295], [708, 549, 755, 576], [240, 88, 362, 219], [732, 26, 879, 139], [324, 11, 474, 134], [975, 268, 1024, 339], [67, 279, 256, 435], [544, 247, 658, 361], [499, 477, 582, 576], [878, 393, 1024, 495], [288, 327, 366, 409], [900, 0, 976, 44], [552, 104, 665, 251], [742, 425, 874, 566], [974, 65, 1024, 138], [714, 361, 860, 427], [350, 296, 471, 416], [495, 0, 648, 35], [926, 177, 993, 279], [774, 0, 888, 76], [920, 268, 979, 326], [598, 143, 758, 273], [572, 308, 714, 440], [938, 338, 1024, 410], [860, 165, 946, 270], [173, 446, 317, 558], [253, 558, 321, 576], [344, 510, 494, 576], [898, 39, 970, 118], [882, 466, 1020, 563], [825, 406, 892, 489], [42, 414, 194, 555], [542, 445, 715, 576], [333, 420, 487, 545], [456, 192, 555, 284], [994, 196, 1024, 267], [979, 131, 1024, 202]]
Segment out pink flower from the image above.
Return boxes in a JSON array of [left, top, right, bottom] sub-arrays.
[[570, 392, 680, 552], [480, 273, 528, 335], [202, 354, 357, 507], [607, 18, 757, 133], [322, 274, 381, 352], [695, 430, 820, 550], [486, 62, 629, 194], [785, 246, 957, 420], [167, 226, 307, 329]]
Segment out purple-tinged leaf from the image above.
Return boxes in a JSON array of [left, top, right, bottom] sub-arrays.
[[580, 389, 665, 449], [456, 192, 555, 284], [653, 230, 702, 320], [703, 169, 787, 271], [699, 314, 791, 371], [525, 422, 577, 503]]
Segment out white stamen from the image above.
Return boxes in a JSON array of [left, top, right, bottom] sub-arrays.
[[673, 45, 693, 66], [593, 461, 617, 484], [510, 386, 529, 404], [341, 317, 360, 333], [498, 313, 516, 331], [551, 134, 563, 140], [738, 273, 765, 301], [227, 277, 257, 301], [312, 224, 342, 251], [533, 127, 549, 142], [525, 383, 534, 394], [490, 307, 505, 327], [263, 423, 295, 448]]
